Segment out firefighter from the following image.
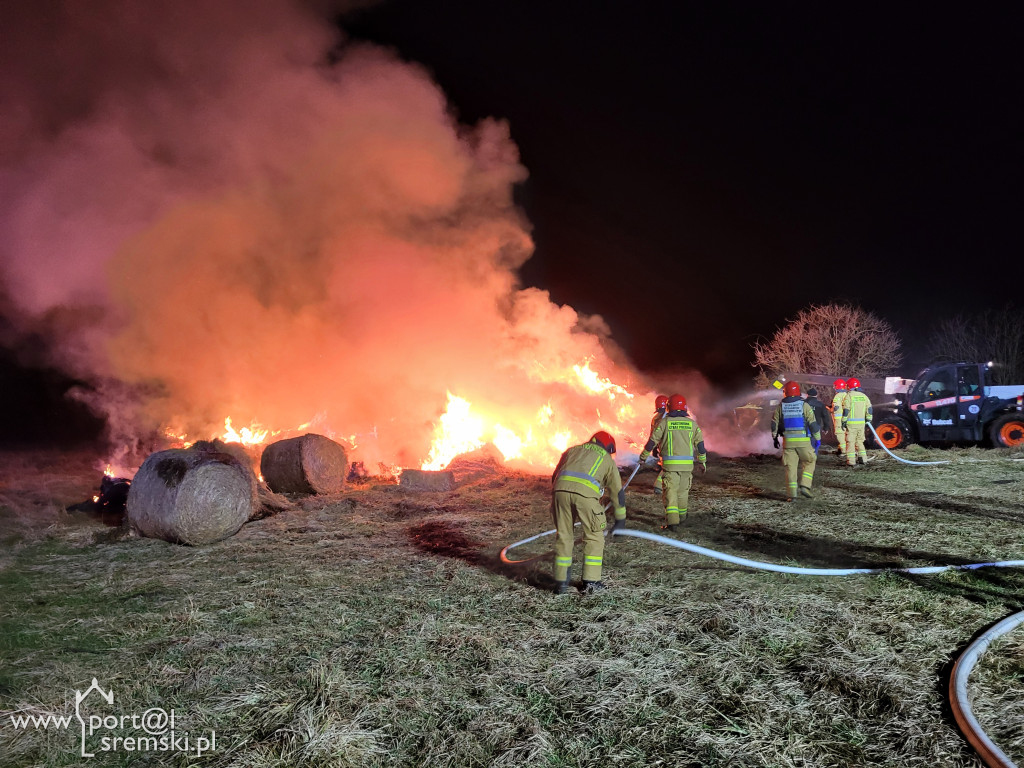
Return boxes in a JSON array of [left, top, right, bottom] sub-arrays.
[[650, 395, 668, 494], [831, 378, 848, 457], [841, 377, 873, 466], [771, 381, 821, 500], [551, 430, 627, 595], [637, 394, 706, 531]]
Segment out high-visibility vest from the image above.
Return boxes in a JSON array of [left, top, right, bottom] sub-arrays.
[[780, 398, 812, 446]]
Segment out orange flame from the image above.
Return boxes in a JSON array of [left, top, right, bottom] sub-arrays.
[[221, 417, 270, 446], [419, 358, 651, 471]]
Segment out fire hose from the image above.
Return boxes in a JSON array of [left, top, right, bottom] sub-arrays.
[[867, 422, 950, 466], [500, 524, 1024, 766], [499, 460, 642, 565], [949, 610, 1024, 768], [503, 526, 1024, 576]]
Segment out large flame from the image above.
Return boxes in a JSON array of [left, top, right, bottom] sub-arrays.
[[419, 358, 651, 471]]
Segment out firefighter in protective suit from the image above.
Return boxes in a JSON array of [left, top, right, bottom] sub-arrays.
[[841, 377, 873, 466], [831, 378, 848, 457], [551, 431, 626, 595], [650, 395, 668, 494], [771, 381, 821, 500], [638, 394, 706, 531]]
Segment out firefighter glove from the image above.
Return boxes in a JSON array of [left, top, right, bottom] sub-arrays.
[[812, 439, 821, 452], [638, 452, 649, 464], [841, 420, 848, 430], [699, 461, 707, 474], [612, 519, 626, 532], [772, 435, 780, 449]]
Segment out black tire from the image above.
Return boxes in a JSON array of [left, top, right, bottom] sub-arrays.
[[988, 412, 1024, 448], [871, 416, 913, 450]]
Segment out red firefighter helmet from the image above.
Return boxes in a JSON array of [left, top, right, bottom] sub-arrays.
[[784, 381, 801, 397], [847, 377, 861, 390], [590, 430, 616, 454], [833, 378, 848, 391], [655, 395, 669, 411], [668, 394, 687, 412]]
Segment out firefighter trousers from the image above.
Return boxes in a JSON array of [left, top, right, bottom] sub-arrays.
[[782, 446, 817, 499], [834, 426, 847, 456], [846, 425, 867, 465], [662, 469, 693, 525], [551, 490, 606, 582]]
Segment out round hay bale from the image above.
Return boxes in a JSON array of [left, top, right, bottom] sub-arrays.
[[127, 448, 258, 545], [259, 433, 348, 495]]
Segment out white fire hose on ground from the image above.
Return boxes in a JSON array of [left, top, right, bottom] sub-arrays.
[[950, 610, 1024, 768], [867, 422, 950, 465]]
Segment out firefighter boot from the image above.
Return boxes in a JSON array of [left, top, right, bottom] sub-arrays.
[[554, 578, 571, 596], [799, 486, 814, 499], [580, 581, 607, 595], [660, 524, 679, 533]]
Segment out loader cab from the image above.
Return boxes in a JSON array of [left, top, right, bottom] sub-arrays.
[[907, 363, 985, 441]]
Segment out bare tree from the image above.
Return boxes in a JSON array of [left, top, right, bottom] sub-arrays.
[[927, 305, 1024, 384], [753, 303, 903, 384]]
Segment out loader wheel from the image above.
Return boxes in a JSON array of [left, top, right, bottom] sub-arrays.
[[873, 416, 912, 450], [989, 413, 1024, 448]]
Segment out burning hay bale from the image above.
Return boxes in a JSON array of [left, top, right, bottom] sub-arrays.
[[127, 448, 258, 545], [259, 433, 348, 495], [399, 469, 457, 492], [445, 444, 505, 485]]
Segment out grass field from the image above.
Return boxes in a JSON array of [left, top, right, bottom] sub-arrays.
[[1, 445, 1023, 767]]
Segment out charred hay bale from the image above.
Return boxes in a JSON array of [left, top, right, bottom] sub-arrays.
[[259, 433, 348, 495], [399, 469, 457, 492], [127, 448, 258, 545]]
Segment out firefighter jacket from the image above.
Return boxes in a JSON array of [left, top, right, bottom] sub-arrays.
[[842, 390, 873, 427], [832, 392, 847, 430], [771, 396, 821, 448], [649, 410, 665, 435], [639, 410, 706, 469], [649, 410, 665, 456], [552, 441, 626, 519]]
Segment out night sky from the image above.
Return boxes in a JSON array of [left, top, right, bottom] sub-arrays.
[[345, 2, 1023, 382]]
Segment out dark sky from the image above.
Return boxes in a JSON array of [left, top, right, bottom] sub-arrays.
[[345, 2, 1024, 383]]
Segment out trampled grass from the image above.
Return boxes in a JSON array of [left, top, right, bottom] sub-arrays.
[[1, 445, 1022, 767]]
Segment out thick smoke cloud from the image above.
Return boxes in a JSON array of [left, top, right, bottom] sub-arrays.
[[1, 0, 764, 469], [0, 0, 652, 467]]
